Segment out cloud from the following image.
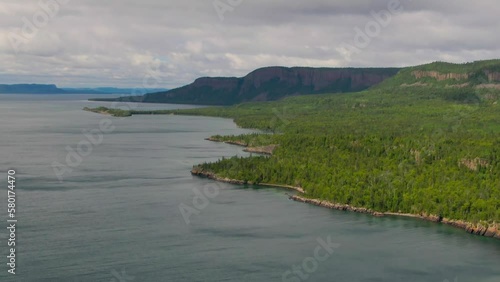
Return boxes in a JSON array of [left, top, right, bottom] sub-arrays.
[[0, 0, 498, 88]]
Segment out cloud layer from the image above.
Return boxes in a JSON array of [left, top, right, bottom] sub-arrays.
[[1, 0, 499, 88]]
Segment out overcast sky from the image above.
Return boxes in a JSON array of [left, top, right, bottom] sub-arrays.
[[0, 0, 499, 88]]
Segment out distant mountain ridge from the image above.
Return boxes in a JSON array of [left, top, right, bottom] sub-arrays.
[[92, 66, 401, 105], [62, 87, 168, 94], [0, 84, 168, 94], [0, 84, 66, 94]]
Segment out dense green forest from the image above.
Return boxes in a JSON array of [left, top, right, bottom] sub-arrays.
[[87, 60, 500, 226], [178, 88, 500, 223]]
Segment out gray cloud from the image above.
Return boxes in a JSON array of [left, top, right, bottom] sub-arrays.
[[0, 0, 499, 88]]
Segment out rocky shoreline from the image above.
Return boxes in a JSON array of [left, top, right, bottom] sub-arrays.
[[83, 107, 132, 117], [191, 167, 499, 240], [190, 167, 305, 194], [205, 137, 277, 155], [290, 195, 500, 239], [243, 145, 277, 155], [205, 137, 247, 147]]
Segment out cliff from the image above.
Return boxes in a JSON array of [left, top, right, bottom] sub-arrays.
[[99, 67, 400, 105], [91, 59, 500, 105], [411, 71, 470, 81], [189, 165, 500, 240], [0, 84, 67, 94], [376, 59, 500, 89], [411, 70, 500, 82]]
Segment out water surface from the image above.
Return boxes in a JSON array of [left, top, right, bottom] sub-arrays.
[[0, 94, 499, 282]]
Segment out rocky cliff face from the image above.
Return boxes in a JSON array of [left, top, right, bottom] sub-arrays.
[[290, 195, 500, 240], [140, 67, 400, 105], [241, 67, 395, 92], [191, 77, 240, 90], [485, 70, 500, 82], [412, 70, 500, 82], [412, 71, 469, 81]]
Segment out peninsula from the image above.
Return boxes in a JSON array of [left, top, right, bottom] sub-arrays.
[[85, 59, 500, 239]]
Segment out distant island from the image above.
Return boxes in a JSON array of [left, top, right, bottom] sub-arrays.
[[90, 66, 401, 105], [0, 84, 168, 94], [62, 87, 168, 94]]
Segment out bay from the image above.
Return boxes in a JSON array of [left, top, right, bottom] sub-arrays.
[[0, 94, 499, 282]]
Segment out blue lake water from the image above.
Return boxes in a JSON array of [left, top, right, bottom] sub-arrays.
[[0, 94, 499, 282]]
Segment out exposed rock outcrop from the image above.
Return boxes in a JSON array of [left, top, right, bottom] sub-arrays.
[[205, 137, 247, 147], [110, 67, 400, 105], [289, 195, 500, 240], [484, 70, 500, 82], [412, 71, 469, 81], [400, 82, 428, 87], [205, 137, 277, 155], [190, 166, 499, 240], [459, 158, 489, 171], [243, 145, 277, 155], [476, 84, 500, 89], [412, 70, 500, 83]]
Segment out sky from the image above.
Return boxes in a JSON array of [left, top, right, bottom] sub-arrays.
[[0, 0, 499, 88]]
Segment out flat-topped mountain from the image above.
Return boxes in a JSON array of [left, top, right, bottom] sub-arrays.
[[93, 67, 400, 105], [0, 84, 67, 94], [0, 84, 168, 94], [90, 59, 500, 106], [83, 59, 500, 240]]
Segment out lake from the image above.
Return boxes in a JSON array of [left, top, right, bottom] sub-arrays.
[[0, 94, 499, 282]]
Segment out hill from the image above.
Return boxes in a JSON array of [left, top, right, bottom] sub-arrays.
[[83, 59, 500, 238], [63, 87, 168, 94], [91, 66, 400, 105], [0, 84, 67, 94], [376, 59, 500, 90], [373, 60, 500, 104]]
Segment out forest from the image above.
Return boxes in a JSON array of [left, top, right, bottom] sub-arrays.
[[185, 87, 500, 225], [87, 60, 500, 226]]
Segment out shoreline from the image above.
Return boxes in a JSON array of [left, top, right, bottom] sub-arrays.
[[290, 195, 500, 239], [83, 107, 112, 116], [191, 168, 500, 240], [191, 168, 305, 194], [205, 137, 277, 155], [87, 108, 500, 240]]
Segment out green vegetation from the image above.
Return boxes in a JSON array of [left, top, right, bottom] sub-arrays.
[[192, 97, 500, 224], [409, 59, 500, 73], [376, 59, 500, 89], [85, 60, 500, 226], [178, 61, 500, 225], [83, 106, 131, 117], [209, 133, 274, 147]]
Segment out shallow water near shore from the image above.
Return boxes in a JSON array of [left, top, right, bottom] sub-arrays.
[[0, 94, 499, 282]]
